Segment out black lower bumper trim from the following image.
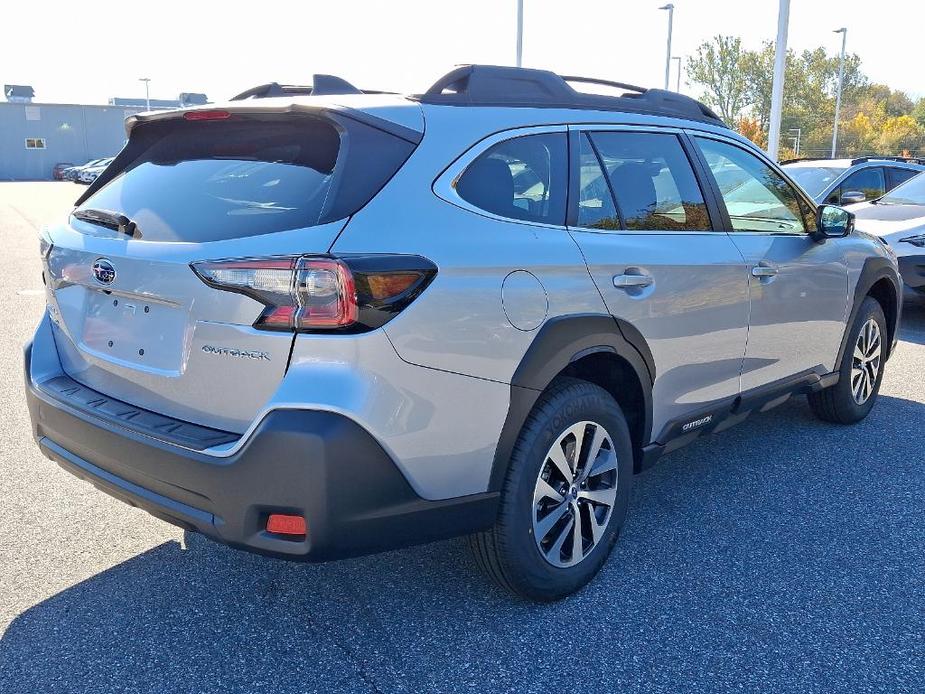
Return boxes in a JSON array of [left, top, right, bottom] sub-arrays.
[[25, 344, 499, 562], [898, 254, 925, 289]]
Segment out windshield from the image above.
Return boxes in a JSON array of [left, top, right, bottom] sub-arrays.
[[782, 165, 844, 196], [878, 171, 925, 205]]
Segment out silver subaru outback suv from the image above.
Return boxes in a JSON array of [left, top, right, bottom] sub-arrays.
[[26, 66, 902, 601]]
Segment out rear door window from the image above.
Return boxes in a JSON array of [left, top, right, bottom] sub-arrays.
[[75, 114, 415, 243], [588, 131, 712, 231], [828, 167, 885, 204], [886, 167, 919, 190], [456, 132, 568, 225]]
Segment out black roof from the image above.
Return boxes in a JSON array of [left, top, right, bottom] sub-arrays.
[[415, 65, 726, 127]]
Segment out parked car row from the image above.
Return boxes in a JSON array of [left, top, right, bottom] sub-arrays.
[[56, 158, 114, 184], [780, 156, 925, 295]]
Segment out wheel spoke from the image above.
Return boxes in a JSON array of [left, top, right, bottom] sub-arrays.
[[535, 501, 569, 542], [854, 345, 865, 362], [851, 369, 864, 401], [569, 502, 584, 564], [565, 422, 587, 473], [534, 477, 564, 506], [578, 488, 616, 507], [546, 515, 574, 561], [547, 445, 573, 483], [588, 448, 617, 478], [586, 505, 607, 545]]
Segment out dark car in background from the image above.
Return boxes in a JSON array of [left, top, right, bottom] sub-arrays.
[[783, 156, 925, 206]]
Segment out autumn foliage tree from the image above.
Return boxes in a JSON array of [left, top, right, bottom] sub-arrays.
[[686, 36, 925, 158]]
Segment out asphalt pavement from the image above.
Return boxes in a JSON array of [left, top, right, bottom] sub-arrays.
[[0, 182, 922, 693]]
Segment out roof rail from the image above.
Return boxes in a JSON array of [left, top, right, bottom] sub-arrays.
[[230, 75, 394, 101], [779, 157, 831, 165], [415, 65, 725, 126], [851, 155, 925, 166]]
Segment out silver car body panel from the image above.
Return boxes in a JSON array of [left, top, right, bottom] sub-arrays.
[[32, 93, 899, 502]]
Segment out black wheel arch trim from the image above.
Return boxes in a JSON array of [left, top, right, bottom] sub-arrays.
[[489, 314, 654, 491]]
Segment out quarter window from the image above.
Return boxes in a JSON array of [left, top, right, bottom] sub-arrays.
[[695, 137, 808, 233], [588, 131, 711, 231], [886, 167, 918, 190], [456, 132, 567, 225]]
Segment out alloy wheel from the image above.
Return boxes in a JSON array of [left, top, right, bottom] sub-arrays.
[[532, 421, 618, 568], [851, 318, 882, 405]]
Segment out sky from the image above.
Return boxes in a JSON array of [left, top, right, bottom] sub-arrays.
[[3, 0, 924, 105]]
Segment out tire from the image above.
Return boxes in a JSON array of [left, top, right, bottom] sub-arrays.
[[470, 377, 633, 601], [808, 296, 887, 424]]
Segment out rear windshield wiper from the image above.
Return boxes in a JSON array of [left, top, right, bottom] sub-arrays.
[[72, 208, 141, 238]]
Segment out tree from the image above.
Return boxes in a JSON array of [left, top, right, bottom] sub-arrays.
[[686, 36, 748, 123], [735, 116, 767, 150], [877, 115, 924, 154], [838, 113, 877, 156]]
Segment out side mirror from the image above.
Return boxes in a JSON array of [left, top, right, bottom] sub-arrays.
[[815, 204, 855, 240], [840, 190, 866, 205]]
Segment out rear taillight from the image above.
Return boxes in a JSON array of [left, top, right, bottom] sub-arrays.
[[191, 255, 436, 333]]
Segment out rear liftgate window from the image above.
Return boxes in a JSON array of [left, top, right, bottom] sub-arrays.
[[75, 114, 416, 243]]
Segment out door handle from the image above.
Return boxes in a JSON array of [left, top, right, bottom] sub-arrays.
[[751, 264, 779, 278], [613, 272, 654, 289]]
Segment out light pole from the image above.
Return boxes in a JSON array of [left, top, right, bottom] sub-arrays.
[[138, 77, 151, 111], [659, 4, 674, 91], [515, 0, 524, 67], [787, 127, 802, 156], [672, 56, 682, 92], [767, 0, 790, 161], [831, 28, 848, 158]]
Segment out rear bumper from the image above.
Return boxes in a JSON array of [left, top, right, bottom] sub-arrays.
[[25, 342, 498, 562]]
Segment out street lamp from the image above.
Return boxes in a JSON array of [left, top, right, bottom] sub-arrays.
[[831, 28, 848, 158], [672, 55, 682, 92], [658, 4, 674, 91], [787, 127, 802, 156], [138, 77, 151, 111], [767, 0, 791, 160], [515, 0, 524, 67]]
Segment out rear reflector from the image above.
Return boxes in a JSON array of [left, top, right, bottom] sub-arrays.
[[183, 109, 232, 121], [266, 514, 307, 536]]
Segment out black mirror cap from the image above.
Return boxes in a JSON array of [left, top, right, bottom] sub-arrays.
[[814, 204, 855, 240]]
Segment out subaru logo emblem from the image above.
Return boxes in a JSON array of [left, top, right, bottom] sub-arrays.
[[92, 258, 116, 285]]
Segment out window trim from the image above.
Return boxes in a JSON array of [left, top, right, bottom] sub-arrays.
[[432, 124, 570, 229], [566, 123, 723, 235], [689, 132, 818, 236]]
